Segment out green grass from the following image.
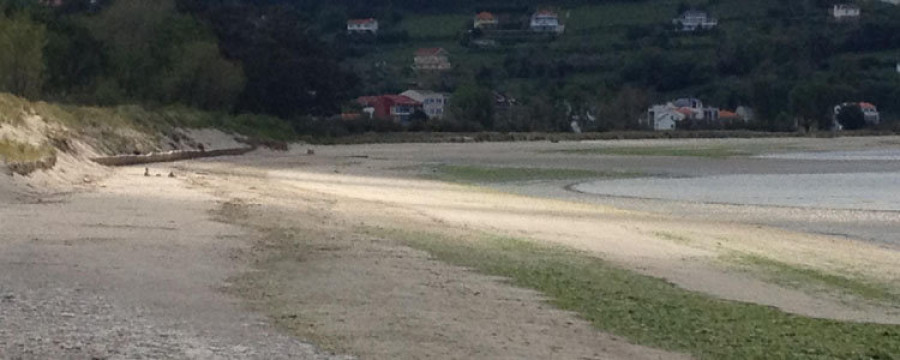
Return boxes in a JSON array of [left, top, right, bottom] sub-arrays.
[[424, 164, 638, 183], [653, 231, 694, 245], [560, 146, 753, 158], [379, 229, 900, 359], [734, 254, 899, 304], [400, 14, 469, 40], [567, 1, 679, 29], [0, 139, 54, 163]]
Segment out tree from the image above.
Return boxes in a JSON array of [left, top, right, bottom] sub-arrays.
[[86, 0, 175, 100], [790, 81, 848, 132], [835, 104, 866, 130], [0, 13, 47, 98], [162, 41, 245, 110], [87, 0, 246, 110], [200, 3, 357, 117], [43, 19, 105, 98], [449, 83, 494, 130]]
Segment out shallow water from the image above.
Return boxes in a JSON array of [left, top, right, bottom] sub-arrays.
[[759, 149, 900, 161]]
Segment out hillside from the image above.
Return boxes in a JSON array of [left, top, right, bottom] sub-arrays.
[[0, 0, 898, 137], [341, 0, 900, 131]]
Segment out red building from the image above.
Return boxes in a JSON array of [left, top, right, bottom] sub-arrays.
[[357, 95, 422, 123]]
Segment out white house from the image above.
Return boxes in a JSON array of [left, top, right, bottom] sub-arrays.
[[645, 98, 722, 131], [647, 105, 685, 131], [832, 4, 861, 20], [673, 10, 718, 31], [413, 48, 451, 71], [530, 10, 565, 33], [401, 90, 449, 119], [347, 18, 379, 34]]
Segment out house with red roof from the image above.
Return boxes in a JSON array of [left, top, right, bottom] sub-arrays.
[[860, 102, 880, 124], [474, 12, 498, 29], [347, 18, 379, 34], [357, 95, 423, 123], [413, 48, 451, 71]]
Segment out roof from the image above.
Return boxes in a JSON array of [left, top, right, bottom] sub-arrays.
[[719, 110, 739, 118], [357, 95, 421, 106], [534, 9, 558, 17], [671, 98, 700, 108], [860, 102, 877, 109], [675, 107, 694, 116], [347, 18, 377, 25], [383, 95, 420, 105], [415, 47, 447, 56], [475, 12, 495, 20]]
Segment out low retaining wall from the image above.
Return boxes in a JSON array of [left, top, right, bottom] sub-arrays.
[[90, 146, 256, 167]]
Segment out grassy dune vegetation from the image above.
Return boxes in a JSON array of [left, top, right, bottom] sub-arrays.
[[0, 139, 54, 163], [385, 229, 900, 359], [0, 93, 295, 159]]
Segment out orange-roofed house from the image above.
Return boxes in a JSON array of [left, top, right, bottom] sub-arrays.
[[413, 48, 451, 71], [347, 18, 379, 34], [859, 102, 880, 124], [474, 12, 498, 29]]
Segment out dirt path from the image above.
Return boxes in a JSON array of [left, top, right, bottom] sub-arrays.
[[0, 168, 349, 359]]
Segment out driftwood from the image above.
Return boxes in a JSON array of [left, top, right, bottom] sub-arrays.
[[91, 146, 256, 167]]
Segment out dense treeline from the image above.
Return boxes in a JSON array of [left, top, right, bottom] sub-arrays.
[[1, 0, 899, 135], [0, 0, 356, 123]]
